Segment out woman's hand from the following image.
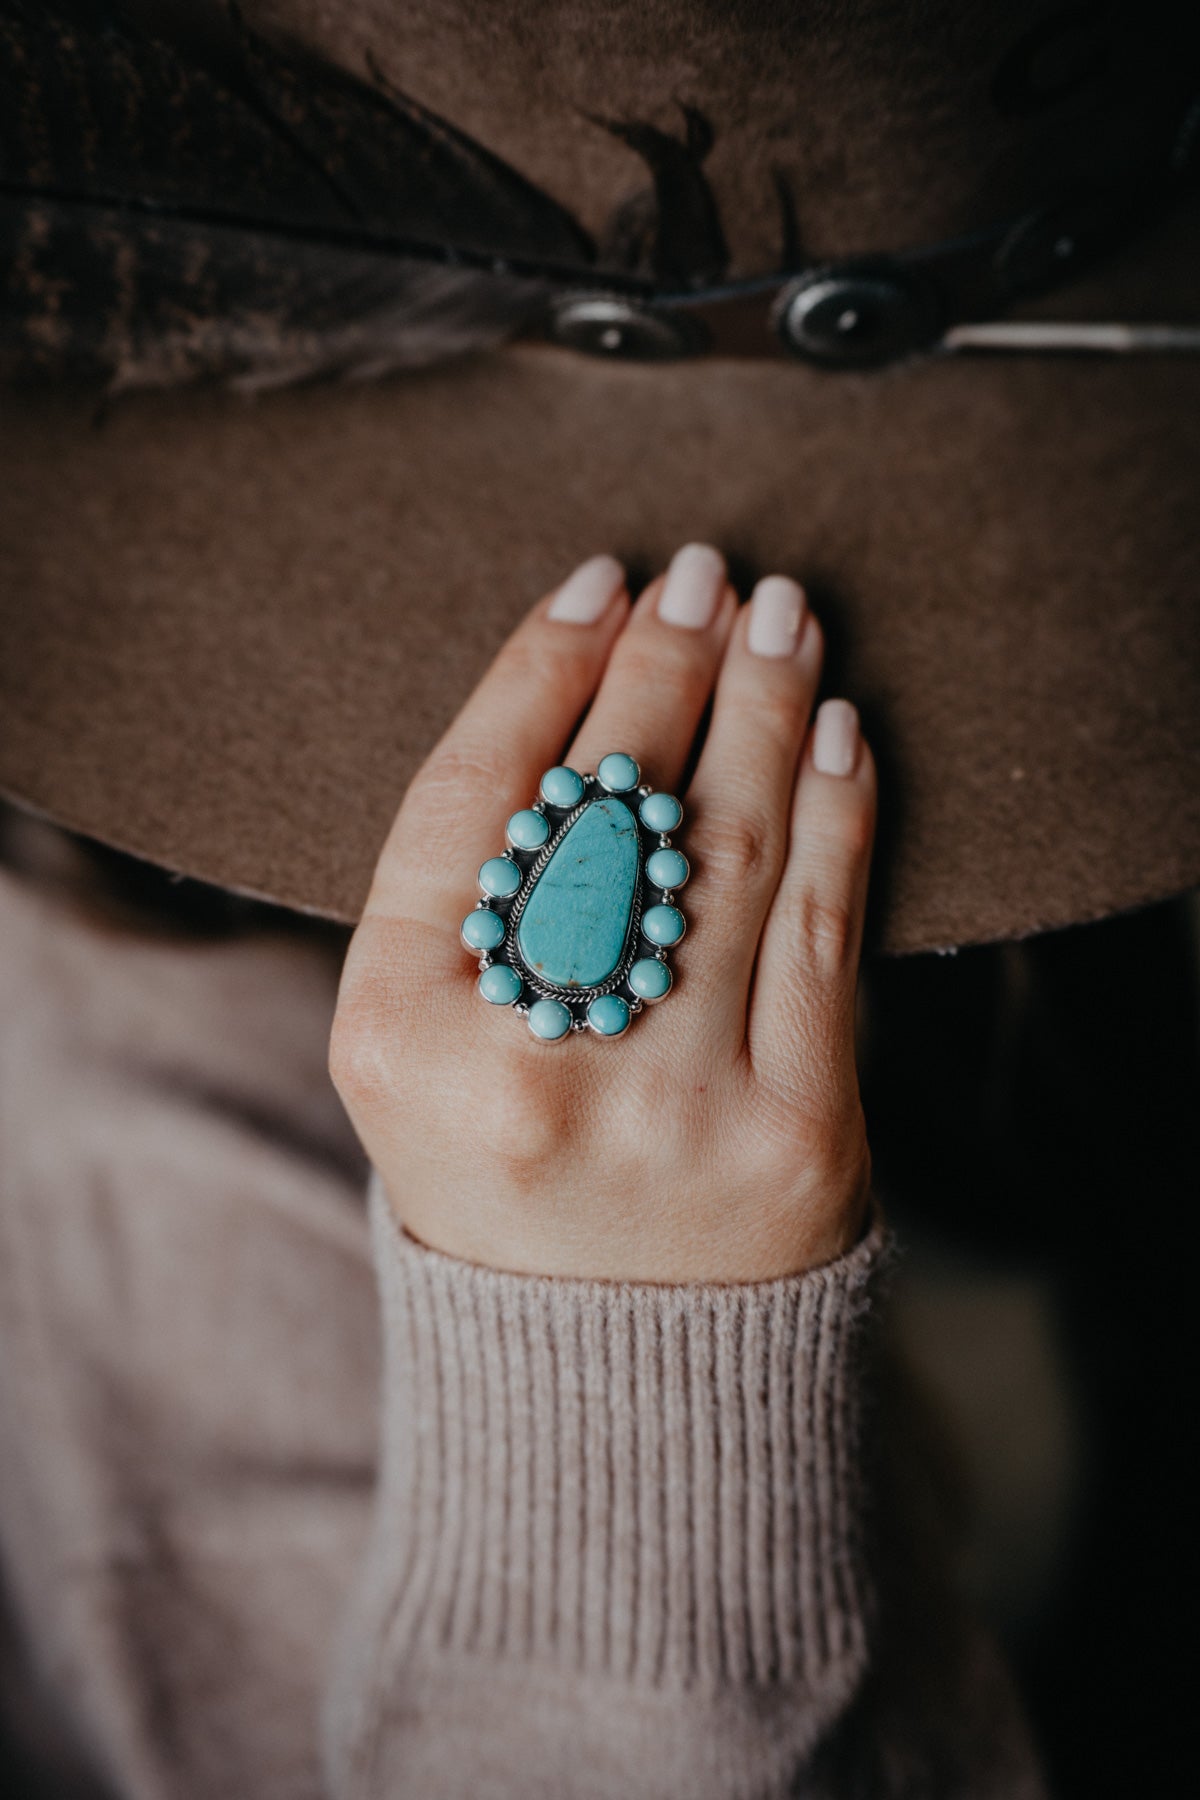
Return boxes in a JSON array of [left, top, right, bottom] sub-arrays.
[[330, 545, 876, 1282]]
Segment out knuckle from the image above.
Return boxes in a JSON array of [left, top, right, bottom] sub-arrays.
[[828, 801, 875, 861], [408, 738, 496, 815], [480, 1058, 577, 1185], [754, 683, 809, 741], [834, 813, 874, 860], [606, 644, 702, 723], [502, 631, 592, 694], [698, 808, 779, 887], [495, 635, 546, 687], [328, 920, 432, 1109], [795, 887, 857, 974], [328, 984, 393, 1108], [622, 636, 700, 694]]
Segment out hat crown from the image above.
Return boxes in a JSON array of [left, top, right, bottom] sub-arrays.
[[259, 0, 1193, 280]]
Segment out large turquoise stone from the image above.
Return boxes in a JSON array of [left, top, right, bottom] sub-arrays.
[[516, 796, 640, 988]]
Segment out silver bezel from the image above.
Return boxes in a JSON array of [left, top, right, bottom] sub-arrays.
[[469, 771, 686, 1035]]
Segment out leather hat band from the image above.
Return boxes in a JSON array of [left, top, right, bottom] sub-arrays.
[[534, 112, 1200, 366]]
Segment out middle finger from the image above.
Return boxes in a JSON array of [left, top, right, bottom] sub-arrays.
[[566, 542, 737, 790]]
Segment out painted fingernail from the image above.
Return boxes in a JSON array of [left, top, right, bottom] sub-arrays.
[[657, 542, 725, 629], [812, 699, 860, 777], [747, 574, 807, 657], [547, 554, 625, 622]]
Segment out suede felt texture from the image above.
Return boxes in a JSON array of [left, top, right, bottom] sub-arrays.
[[251, 0, 1185, 271], [1, 0, 1198, 951]]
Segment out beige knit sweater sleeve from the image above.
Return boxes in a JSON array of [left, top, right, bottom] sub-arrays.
[[0, 844, 1044, 1800], [322, 1183, 1045, 1800]]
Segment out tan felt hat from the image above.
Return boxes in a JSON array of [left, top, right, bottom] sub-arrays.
[[1, 0, 1198, 953]]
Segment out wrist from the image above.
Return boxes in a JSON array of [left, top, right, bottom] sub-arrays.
[[375, 1141, 873, 1285]]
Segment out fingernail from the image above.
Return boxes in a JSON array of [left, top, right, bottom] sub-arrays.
[[812, 699, 860, 777], [657, 542, 725, 629], [747, 574, 807, 657], [547, 554, 625, 622]]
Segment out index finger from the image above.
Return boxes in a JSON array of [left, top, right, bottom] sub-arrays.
[[364, 555, 630, 927]]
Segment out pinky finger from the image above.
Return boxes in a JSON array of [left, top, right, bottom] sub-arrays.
[[747, 700, 877, 1088]]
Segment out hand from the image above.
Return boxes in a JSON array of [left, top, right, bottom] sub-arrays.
[[331, 545, 877, 1282]]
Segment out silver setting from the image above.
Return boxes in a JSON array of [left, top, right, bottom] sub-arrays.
[[546, 294, 708, 362], [774, 263, 941, 367], [467, 756, 688, 1038]]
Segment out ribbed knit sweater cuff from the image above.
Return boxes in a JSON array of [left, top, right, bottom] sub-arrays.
[[363, 1175, 886, 1695]]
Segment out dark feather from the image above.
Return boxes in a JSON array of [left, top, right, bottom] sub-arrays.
[[590, 103, 728, 286], [0, 0, 594, 389]]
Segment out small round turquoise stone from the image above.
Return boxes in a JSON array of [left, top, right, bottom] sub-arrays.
[[478, 964, 522, 1005], [628, 957, 672, 1002], [587, 994, 630, 1036], [643, 903, 686, 946], [639, 792, 683, 832], [506, 808, 550, 851], [461, 908, 505, 953], [540, 766, 585, 808], [479, 856, 522, 899], [597, 751, 640, 793], [527, 997, 573, 1040], [647, 847, 689, 890]]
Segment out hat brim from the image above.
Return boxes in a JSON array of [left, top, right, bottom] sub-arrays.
[[2, 218, 1198, 954]]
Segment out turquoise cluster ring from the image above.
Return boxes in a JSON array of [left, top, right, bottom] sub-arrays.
[[461, 752, 687, 1040]]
